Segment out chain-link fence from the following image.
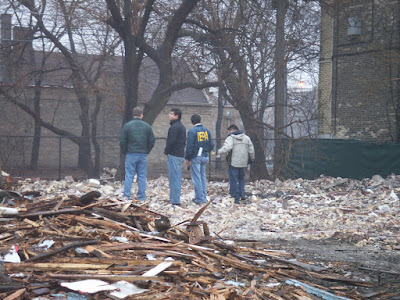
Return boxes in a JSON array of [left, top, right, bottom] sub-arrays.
[[0, 135, 276, 180]]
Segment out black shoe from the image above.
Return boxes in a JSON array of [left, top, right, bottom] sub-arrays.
[[170, 202, 181, 206]]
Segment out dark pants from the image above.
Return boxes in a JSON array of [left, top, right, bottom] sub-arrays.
[[228, 165, 246, 203]]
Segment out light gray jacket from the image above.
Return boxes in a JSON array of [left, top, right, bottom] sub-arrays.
[[218, 131, 255, 168]]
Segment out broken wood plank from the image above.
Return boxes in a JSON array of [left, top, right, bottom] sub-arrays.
[[72, 215, 126, 230], [186, 244, 266, 272], [4, 288, 25, 300], [24, 239, 99, 262], [6, 262, 114, 272], [47, 273, 159, 281], [18, 208, 90, 219]]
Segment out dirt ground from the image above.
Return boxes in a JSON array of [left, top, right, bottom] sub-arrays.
[[237, 237, 400, 297], [264, 238, 400, 273]]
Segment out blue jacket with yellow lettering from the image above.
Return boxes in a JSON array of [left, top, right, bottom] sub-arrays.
[[185, 124, 214, 160]]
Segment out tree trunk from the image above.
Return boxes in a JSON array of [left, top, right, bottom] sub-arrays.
[[123, 35, 140, 125], [91, 94, 103, 178], [143, 55, 173, 125], [215, 88, 224, 169], [78, 96, 95, 177], [116, 35, 141, 180], [273, 0, 288, 178], [30, 82, 41, 170], [239, 105, 269, 180]]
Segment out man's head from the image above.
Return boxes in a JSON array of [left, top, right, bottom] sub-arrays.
[[169, 108, 182, 121], [133, 107, 143, 118], [227, 124, 238, 133], [191, 114, 201, 125]]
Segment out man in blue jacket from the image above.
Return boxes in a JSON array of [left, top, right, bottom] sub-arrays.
[[185, 114, 214, 204], [164, 108, 186, 205], [120, 107, 155, 202]]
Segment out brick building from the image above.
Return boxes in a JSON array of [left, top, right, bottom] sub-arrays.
[[0, 14, 239, 173], [318, 0, 400, 142]]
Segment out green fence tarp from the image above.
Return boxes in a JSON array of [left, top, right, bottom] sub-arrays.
[[281, 139, 400, 180]]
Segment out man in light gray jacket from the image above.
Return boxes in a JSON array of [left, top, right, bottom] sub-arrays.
[[217, 124, 255, 204]]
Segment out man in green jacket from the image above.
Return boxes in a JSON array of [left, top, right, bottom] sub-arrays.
[[120, 107, 155, 202]]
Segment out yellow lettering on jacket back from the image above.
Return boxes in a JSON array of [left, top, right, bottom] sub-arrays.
[[197, 131, 209, 141]]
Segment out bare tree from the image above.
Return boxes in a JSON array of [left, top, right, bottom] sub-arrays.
[[180, 1, 276, 179], [179, 0, 321, 179], [105, 0, 218, 125], [1, 0, 120, 177], [105, 0, 221, 179]]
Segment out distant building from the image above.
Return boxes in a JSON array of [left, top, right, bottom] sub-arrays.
[[318, 0, 400, 142], [0, 14, 239, 172]]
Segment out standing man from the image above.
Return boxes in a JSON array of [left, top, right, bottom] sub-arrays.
[[120, 107, 155, 202], [164, 108, 186, 205], [217, 124, 255, 204], [185, 114, 214, 204]]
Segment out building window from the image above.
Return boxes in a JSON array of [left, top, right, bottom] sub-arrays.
[[347, 17, 361, 37]]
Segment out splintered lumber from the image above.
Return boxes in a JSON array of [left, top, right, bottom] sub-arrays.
[[191, 200, 213, 223], [0, 285, 26, 293], [47, 273, 159, 282], [3, 288, 26, 300], [72, 215, 126, 230], [142, 261, 173, 277], [54, 258, 184, 267], [186, 244, 266, 272], [92, 207, 132, 223], [98, 242, 186, 252], [18, 208, 90, 219], [6, 262, 117, 272], [2, 177, 397, 299], [25, 239, 99, 262]]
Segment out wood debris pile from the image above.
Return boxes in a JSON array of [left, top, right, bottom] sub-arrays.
[[0, 175, 398, 298]]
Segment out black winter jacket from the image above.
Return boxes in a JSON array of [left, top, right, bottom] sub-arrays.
[[164, 120, 186, 157]]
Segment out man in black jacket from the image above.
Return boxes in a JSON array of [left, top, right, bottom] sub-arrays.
[[164, 108, 186, 205]]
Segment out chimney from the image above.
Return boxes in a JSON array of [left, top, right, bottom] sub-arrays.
[[13, 26, 34, 57], [1, 14, 11, 43], [0, 14, 12, 83], [13, 26, 35, 87]]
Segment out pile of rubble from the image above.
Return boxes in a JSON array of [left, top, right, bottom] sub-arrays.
[[0, 173, 399, 299]]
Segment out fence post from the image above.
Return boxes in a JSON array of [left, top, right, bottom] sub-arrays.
[[58, 136, 62, 180], [208, 151, 211, 179]]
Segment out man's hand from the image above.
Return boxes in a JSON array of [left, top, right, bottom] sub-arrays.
[[212, 151, 221, 158]]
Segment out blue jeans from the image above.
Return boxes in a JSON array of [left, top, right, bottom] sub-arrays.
[[168, 155, 184, 204], [229, 166, 246, 203], [123, 153, 147, 201], [190, 156, 209, 203]]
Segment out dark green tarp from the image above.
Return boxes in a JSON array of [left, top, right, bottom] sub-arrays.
[[280, 139, 400, 180]]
